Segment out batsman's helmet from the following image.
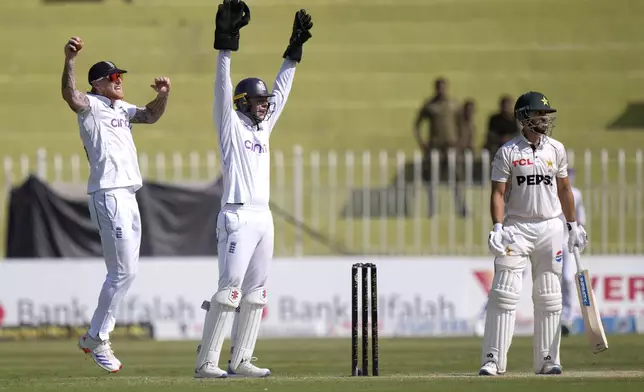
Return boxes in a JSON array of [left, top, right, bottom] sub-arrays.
[[233, 78, 275, 123], [514, 91, 557, 136]]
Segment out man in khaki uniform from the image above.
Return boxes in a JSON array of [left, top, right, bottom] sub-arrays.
[[414, 77, 467, 217]]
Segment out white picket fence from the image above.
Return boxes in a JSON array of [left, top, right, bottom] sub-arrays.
[[2, 147, 643, 256]]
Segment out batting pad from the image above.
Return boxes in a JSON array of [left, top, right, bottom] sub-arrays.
[[195, 287, 242, 370], [229, 287, 268, 370], [532, 271, 562, 373], [481, 268, 522, 374]]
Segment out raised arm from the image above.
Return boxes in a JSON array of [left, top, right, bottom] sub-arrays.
[[61, 37, 89, 113], [130, 77, 171, 124], [211, 0, 250, 134], [266, 59, 296, 128], [267, 8, 313, 130], [213, 50, 236, 136]]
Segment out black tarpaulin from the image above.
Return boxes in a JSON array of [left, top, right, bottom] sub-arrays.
[[5, 176, 222, 258]]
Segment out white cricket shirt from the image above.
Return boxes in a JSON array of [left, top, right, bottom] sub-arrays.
[[213, 51, 295, 208], [491, 133, 568, 221], [78, 93, 143, 194]]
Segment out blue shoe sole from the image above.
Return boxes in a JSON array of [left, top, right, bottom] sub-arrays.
[[540, 366, 562, 375]]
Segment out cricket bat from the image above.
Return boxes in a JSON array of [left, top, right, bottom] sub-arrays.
[[573, 247, 608, 354]]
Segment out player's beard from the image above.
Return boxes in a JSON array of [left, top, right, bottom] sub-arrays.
[[526, 114, 555, 136], [252, 109, 266, 122], [107, 84, 125, 100]]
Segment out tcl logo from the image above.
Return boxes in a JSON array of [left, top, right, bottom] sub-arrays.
[[591, 276, 644, 302], [517, 174, 553, 186], [513, 158, 534, 167]]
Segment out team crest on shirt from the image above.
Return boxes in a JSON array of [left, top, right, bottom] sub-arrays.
[[555, 250, 563, 263]]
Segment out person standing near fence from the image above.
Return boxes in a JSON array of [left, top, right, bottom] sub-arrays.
[[414, 77, 468, 217], [193, 0, 313, 378], [61, 36, 171, 373]]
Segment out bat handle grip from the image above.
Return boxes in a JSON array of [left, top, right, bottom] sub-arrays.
[[572, 246, 584, 272]]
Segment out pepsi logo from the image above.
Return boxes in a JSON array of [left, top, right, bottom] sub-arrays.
[[555, 250, 563, 263]]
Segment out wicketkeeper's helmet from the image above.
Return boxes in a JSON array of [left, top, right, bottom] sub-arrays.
[[233, 78, 275, 123]]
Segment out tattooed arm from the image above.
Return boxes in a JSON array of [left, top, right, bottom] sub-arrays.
[[61, 57, 90, 113], [130, 77, 171, 124], [130, 94, 169, 124]]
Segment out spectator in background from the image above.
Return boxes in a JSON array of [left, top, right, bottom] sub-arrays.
[[458, 99, 476, 152], [484, 95, 519, 157], [414, 77, 467, 217], [414, 78, 460, 154]]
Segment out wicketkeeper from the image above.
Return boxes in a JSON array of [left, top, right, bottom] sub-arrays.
[[479, 91, 588, 376], [193, 0, 313, 379]]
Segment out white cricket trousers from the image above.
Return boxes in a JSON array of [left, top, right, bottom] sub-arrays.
[[561, 230, 576, 325], [87, 186, 142, 341], [481, 216, 565, 374], [217, 204, 274, 292]]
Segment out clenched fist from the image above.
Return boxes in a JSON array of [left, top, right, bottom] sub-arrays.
[[150, 77, 171, 95], [64, 36, 84, 59]]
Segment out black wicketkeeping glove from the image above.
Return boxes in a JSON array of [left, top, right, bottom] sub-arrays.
[[214, 0, 251, 51], [283, 9, 313, 63]]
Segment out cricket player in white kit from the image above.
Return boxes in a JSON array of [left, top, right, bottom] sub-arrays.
[[61, 36, 170, 373], [560, 168, 587, 336], [479, 91, 588, 376], [193, 0, 313, 378], [474, 168, 586, 338]]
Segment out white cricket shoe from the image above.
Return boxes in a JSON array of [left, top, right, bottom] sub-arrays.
[[78, 333, 122, 373], [538, 363, 562, 375], [479, 361, 500, 376], [194, 362, 228, 379], [228, 358, 271, 378]]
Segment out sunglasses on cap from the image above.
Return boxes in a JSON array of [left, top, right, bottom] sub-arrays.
[[107, 72, 123, 82], [95, 72, 123, 83]]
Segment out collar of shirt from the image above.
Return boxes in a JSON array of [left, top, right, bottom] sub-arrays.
[[519, 131, 549, 150], [238, 111, 265, 131], [88, 93, 121, 108]]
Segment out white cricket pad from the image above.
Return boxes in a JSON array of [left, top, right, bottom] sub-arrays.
[[229, 306, 241, 356], [194, 287, 242, 370], [229, 287, 268, 371], [532, 271, 562, 374], [481, 267, 522, 374]]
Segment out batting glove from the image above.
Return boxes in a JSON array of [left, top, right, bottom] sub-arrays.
[[488, 224, 515, 257], [567, 222, 588, 253]]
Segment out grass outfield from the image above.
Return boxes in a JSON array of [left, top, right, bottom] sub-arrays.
[[1, 0, 643, 156], [1, 0, 643, 256], [1, 335, 644, 391]]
